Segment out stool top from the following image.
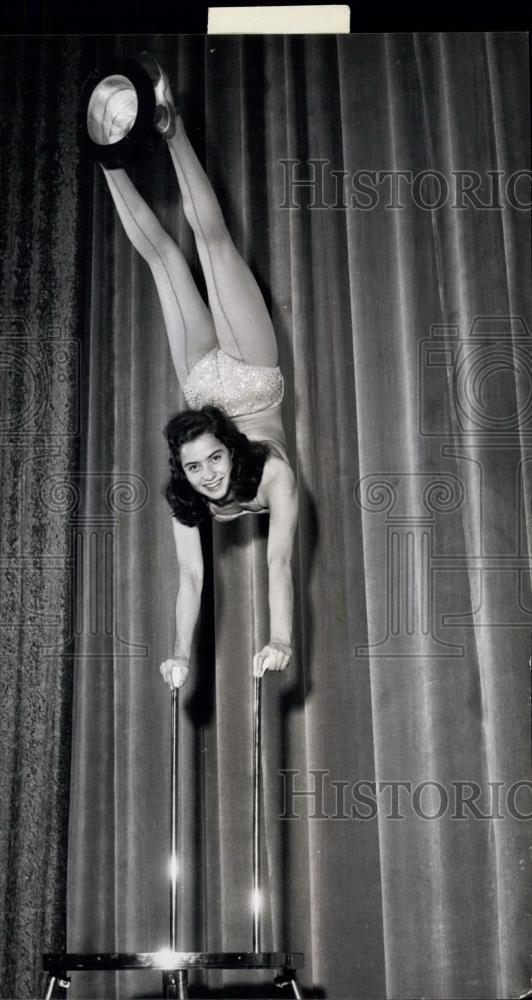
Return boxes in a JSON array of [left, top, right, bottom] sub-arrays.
[[43, 952, 304, 972]]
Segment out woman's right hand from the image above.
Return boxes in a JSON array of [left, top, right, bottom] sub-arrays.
[[160, 656, 190, 690]]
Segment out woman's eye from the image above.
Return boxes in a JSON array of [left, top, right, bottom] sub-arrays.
[[212, 454, 221, 463], [189, 465, 199, 473]]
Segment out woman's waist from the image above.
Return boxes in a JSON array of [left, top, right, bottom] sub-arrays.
[[232, 405, 288, 458]]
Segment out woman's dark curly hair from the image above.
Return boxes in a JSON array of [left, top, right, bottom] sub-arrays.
[[163, 406, 270, 526]]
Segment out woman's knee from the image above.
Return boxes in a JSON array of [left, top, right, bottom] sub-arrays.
[[148, 239, 185, 277], [181, 192, 229, 248]]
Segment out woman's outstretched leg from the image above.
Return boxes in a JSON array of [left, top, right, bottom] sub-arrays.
[[101, 166, 217, 386], [165, 119, 279, 369]]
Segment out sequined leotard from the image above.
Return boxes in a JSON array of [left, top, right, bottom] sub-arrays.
[[183, 348, 289, 522]]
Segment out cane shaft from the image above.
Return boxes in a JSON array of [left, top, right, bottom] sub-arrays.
[[170, 688, 179, 951], [252, 675, 262, 952]]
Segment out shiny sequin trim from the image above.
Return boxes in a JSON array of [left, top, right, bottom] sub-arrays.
[[183, 349, 284, 417]]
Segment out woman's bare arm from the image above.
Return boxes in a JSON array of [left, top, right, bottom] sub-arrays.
[[160, 518, 204, 688], [253, 460, 298, 677]]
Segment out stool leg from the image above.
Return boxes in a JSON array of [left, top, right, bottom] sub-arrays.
[[289, 976, 303, 999], [163, 970, 189, 999], [44, 976, 70, 999], [176, 970, 188, 998], [163, 971, 175, 998], [44, 975, 56, 1000], [274, 969, 303, 998]]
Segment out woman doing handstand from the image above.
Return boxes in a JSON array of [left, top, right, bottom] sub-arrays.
[[84, 54, 298, 690]]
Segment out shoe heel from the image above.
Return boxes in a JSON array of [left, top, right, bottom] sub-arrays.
[[138, 50, 177, 138]]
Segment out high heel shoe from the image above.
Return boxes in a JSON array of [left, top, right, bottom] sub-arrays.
[[138, 51, 178, 138]]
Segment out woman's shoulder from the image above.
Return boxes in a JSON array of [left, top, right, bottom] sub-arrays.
[[259, 453, 296, 500], [262, 451, 292, 476]]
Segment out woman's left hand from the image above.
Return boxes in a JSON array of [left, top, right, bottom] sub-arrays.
[[253, 639, 292, 677]]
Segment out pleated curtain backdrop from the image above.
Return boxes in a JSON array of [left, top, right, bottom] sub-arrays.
[[0, 31, 530, 1000], [0, 36, 91, 1000]]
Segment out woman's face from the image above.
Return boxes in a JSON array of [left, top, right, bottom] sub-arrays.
[[180, 432, 233, 500]]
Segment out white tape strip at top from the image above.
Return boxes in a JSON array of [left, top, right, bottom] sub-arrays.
[[208, 5, 350, 34]]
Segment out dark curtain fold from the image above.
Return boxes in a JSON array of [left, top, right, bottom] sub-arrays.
[[0, 31, 530, 1000], [0, 37, 93, 999]]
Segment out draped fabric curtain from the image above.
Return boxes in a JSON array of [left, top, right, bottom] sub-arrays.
[[0, 36, 93, 1000], [1, 31, 530, 1000]]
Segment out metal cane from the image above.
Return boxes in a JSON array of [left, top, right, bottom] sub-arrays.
[[40, 668, 304, 1000], [165, 687, 189, 999], [170, 675, 262, 955], [170, 686, 179, 949], [252, 675, 262, 952]]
